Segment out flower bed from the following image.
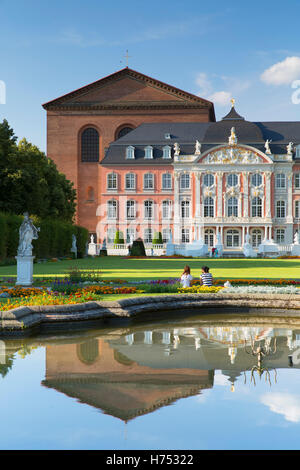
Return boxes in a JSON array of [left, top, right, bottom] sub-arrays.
[[177, 286, 224, 294]]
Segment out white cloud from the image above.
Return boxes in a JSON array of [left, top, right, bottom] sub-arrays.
[[214, 372, 229, 386], [208, 90, 232, 106], [195, 72, 212, 97], [261, 393, 300, 423], [261, 56, 300, 85]]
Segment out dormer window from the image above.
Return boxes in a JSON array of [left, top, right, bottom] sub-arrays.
[[144, 146, 153, 159], [126, 146, 135, 159], [162, 146, 171, 159]]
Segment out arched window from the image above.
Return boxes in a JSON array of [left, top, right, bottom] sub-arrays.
[[107, 173, 117, 190], [81, 128, 99, 162], [77, 340, 99, 365], [144, 173, 154, 190], [251, 173, 262, 187], [162, 200, 172, 219], [180, 173, 190, 190], [117, 126, 134, 139], [251, 197, 262, 217], [126, 146, 135, 159], [125, 173, 136, 190], [276, 200, 286, 218], [107, 200, 117, 219], [144, 200, 153, 219], [126, 200, 136, 219], [205, 229, 214, 247], [181, 200, 190, 218], [227, 197, 238, 217], [203, 174, 214, 187], [162, 173, 172, 190], [144, 146, 153, 159], [204, 197, 214, 217], [227, 174, 238, 187], [162, 146, 171, 159]]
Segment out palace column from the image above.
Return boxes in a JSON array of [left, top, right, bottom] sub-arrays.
[[265, 171, 272, 218], [174, 172, 180, 243], [287, 172, 293, 220], [195, 172, 201, 217], [216, 172, 223, 218], [242, 171, 249, 218]]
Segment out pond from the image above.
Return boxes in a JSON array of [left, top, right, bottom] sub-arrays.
[[1, 313, 300, 450]]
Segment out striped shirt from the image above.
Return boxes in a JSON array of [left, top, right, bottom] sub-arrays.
[[200, 273, 213, 286]]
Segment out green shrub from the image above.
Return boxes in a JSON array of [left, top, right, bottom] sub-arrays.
[[152, 232, 163, 245], [0, 213, 8, 261], [114, 230, 124, 245], [130, 238, 146, 256]]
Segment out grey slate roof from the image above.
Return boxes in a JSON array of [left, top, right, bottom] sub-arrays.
[[101, 112, 300, 165]]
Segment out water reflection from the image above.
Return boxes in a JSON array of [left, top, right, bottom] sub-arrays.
[[2, 319, 300, 422]]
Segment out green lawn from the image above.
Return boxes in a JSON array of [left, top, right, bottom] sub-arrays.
[[0, 256, 299, 281]]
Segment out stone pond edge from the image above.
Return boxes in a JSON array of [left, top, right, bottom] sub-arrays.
[[1, 292, 300, 334]]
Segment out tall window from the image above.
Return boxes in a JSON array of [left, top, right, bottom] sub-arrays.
[[251, 173, 262, 187], [295, 200, 300, 218], [125, 173, 136, 190], [180, 173, 190, 190], [203, 174, 214, 187], [204, 197, 214, 217], [107, 200, 117, 219], [162, 146, 171, 159], [295, 173, 300, 189], [126, 200, 136, 219], [107, 173, 117, 190], [81, 128, 99, 162], [181, 200, 190, 218], [162, 228, 171, 243], [144, 228, 153, 243], [182, 228, 190, 243], [227, 197, 238, 217], [107, 227, 116, 243], [205, 229, 214, 248], [296, 145, 300, 158], [162, 173, 172, 190], [144, 173, 154, 190], [226, 229, 240, 247], [162, 200, 171, 219], [144, 200, 153, 219], [276, 173, 286, 189], [252, 229, 262, 248], [276, 229, 285, 244], [144, 146, 153, 159], [276, 200, 286, 218], [227, 174, 238, 187], [126, 228, 135, 244], [126, 146, 135, 159], [251, 197, 262, 217]]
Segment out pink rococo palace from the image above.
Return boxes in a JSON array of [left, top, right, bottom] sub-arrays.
[[100, 104, 300, 254]]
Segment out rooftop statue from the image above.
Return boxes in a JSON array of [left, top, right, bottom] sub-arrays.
[[264, 139, 272, 154], [17, 213, 40, 257], [287, 142, 294, 154], [195, 140, 201, 155], [228, 127, 237, 146], [174, 142, 180, 156]]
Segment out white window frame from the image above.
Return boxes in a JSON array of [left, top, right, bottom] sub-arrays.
[[251, 173, 262, 187], [251, 197, 263, 218], [276, 200, 286, 218], [162, 200, 172, 219], [181, 228, 190, 243], [295, 173, 300, 189], [125, 173, 136, 190], [295, 200, 300, 218], [227, 197, 238, 217], [126, 228, 136, 244], [180, 173, 190, 190], [107, 200, 117, 219], [144, 228, 153, 243], [162, 145, 172, 159], [227, 174, 238, 187], [144, 173, 154, 190], [144, 146, 153, 159], [107, 227, 116, 243], [144, 200, 154, 219], [275, 229, 285, 244], [162, 173, 172, 190], [107, 172, 117, 190], [126, 146, 135, 159], [276, 173, 286, 189], [204, 197, 214, 217], [203, 174, 214, 187], [181, 200, 190, 218], [162, 228, 171, 243], [126, 200, 136, 219]]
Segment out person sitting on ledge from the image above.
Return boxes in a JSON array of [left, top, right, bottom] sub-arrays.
[[180, 265, 193, 288], [200, 266, 213, 286]]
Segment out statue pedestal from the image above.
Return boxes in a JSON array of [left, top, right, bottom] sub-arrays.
[[88, 242, 97, 256], [243, 243, 257, 258], [258, 239, 279, 258], [185, 239, 209, 257], [15, 256, 35, 286]]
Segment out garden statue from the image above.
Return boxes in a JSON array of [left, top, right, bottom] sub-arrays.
[[71, 234, 77, 258], [17, 212, 40, 257], [264, 139, 272, 154], [90, 234, 94, 244], [294, 231, 299, 244]]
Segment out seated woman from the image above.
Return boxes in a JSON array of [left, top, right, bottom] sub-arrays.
[[200, 266, 213, 286], [180, 265, 193, 288]]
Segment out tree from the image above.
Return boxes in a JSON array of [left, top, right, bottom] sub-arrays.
[[0, 120, 76, 222]]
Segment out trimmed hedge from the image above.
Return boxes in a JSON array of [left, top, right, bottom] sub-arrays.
[[0, 212, 89, 262]]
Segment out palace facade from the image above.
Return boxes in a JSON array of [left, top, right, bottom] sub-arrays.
[[101, 106, 300, 250]]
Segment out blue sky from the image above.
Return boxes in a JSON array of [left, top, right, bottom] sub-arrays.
[[1, 0, 300, 151]]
